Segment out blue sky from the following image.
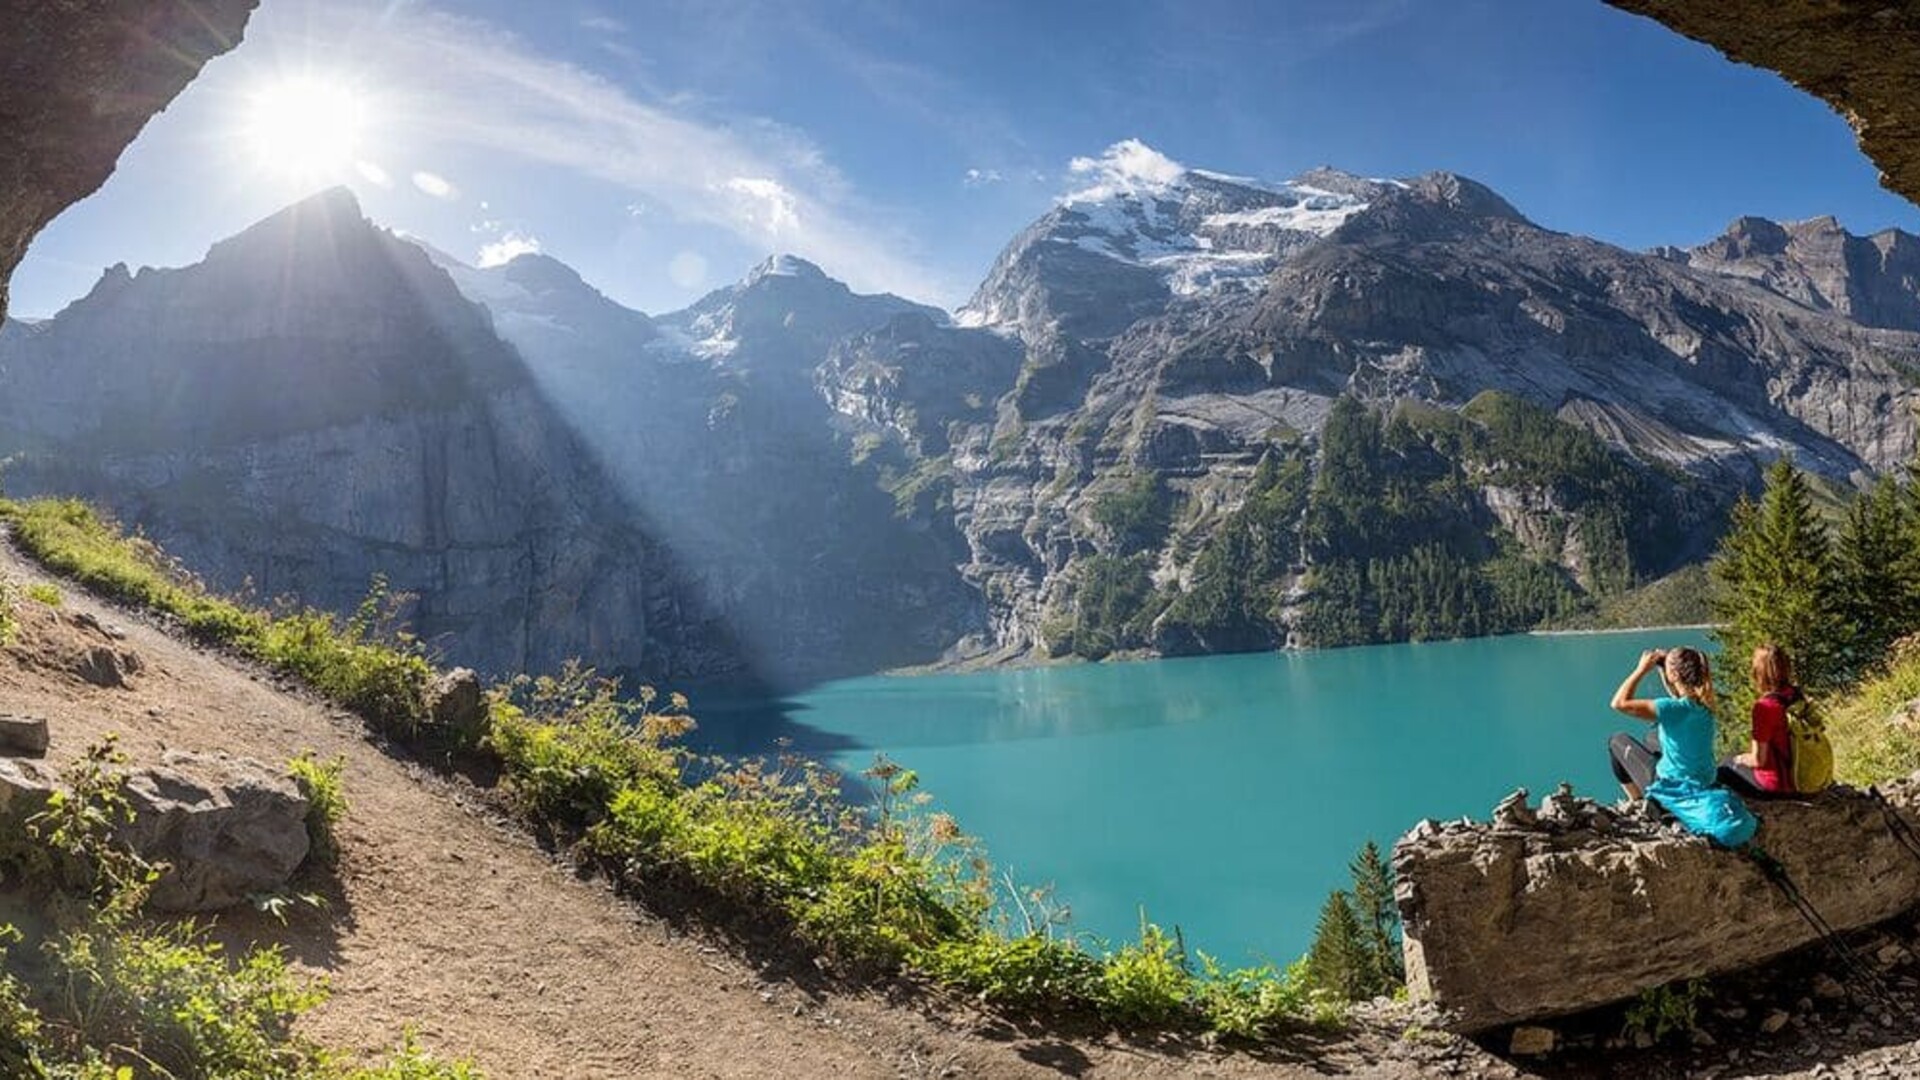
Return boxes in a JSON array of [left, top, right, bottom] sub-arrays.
[[11, 0, 1918, 319]]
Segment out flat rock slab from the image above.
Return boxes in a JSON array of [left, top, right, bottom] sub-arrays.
[[0, 715, 48, 757], [1395, 775, 1920, 1033]]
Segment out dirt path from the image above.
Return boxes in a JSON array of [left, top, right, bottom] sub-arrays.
[[9, 534, 1920, 1080]]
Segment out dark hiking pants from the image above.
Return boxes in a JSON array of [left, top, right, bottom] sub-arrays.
[[1608, 730, 1659, 792]]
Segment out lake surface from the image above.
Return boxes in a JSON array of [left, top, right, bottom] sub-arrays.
[[702, 628, 1713, 965]]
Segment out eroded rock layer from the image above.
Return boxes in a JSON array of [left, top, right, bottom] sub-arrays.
[[1607, 1, 1920, 210], [0, 0, 258, 320], [1395, 777, 1920, 1033]]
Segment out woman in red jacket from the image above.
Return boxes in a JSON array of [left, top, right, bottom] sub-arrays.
[[1719, 643, 1800, 795]]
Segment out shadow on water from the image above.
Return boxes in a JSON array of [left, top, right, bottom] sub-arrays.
[[675, 682, 868, 757]]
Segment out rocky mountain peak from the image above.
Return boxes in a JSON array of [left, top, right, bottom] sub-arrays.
[[204, 184, 369, 262], [1399, 171, 1529, 223], [663, 255, 938, 362], [497, 251, 588, 295], [1688, 211, 1920, 331], [745, 253, 830, 284]]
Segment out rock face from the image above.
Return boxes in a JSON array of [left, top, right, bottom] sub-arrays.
[[0, 0, 258, 321], [1394, 778, 1920, 1033], [1606, 2, 1920, 211], [119, 750, 310, 912]]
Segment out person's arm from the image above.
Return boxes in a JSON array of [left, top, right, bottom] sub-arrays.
[[1610, 650, 1662, 722]]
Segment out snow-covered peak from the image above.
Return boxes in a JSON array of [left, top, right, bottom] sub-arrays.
[[1028, 145, 1385, 303], [746, 253, 829, 283]]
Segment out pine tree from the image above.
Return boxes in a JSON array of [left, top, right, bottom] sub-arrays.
[[1834, 477, 1918, 674], [1348, 841, 1404, 996], [1306, 889, 1369, 1002], [1709, 456, 1844, 695]]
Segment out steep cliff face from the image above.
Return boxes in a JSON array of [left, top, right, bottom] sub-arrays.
[[0, 189, 729, 681], [0, 0, 258, 322]]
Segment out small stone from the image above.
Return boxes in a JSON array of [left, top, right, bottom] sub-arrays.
[[1812, 972, 1847, 1000], [1716, 1006, 1748, 1021], [1491, 788, 1537, 830], [1632, 1030, 1654, 1050], [1761, 1009, 1791, 1034], [1507, 1026, 1555, 1056], [1691, 1028, 1717, 1047], [0, 714, 50, 757], [1875, 943, 1909, 968]]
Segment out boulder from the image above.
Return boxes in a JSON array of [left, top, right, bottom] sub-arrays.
[[425, 667, 489, 746], [1395, 775, 1920, 1032], [74, 644, 142, 688], [119, 750, 310, 912], [0, 715, 49, 757], [0, 757, 59, 819]]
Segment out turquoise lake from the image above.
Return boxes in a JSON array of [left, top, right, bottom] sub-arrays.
[[703, 628, 1713, 964]]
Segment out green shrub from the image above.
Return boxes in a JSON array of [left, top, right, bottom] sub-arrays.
[[1622, 979, 1706, 1045], [46, 919, 328, 1079], [0, 576, 15, 647], [288, 753, 348, 868], [918, 934, 1101, 1009], [1096, 921, 1192, 1027], [25, 583, 60, 608], [1196, 956, 1334, 1039]]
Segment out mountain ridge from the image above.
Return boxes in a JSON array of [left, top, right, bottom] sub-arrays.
[[2, 162, 1915, 675]]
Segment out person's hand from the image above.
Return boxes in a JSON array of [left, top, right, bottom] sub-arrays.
[[1735, 751, 1757, 768], [1639, 649, 1664, 670]]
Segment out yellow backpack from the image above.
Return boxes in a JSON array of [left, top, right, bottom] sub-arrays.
[[1773, 691, 1833, 794]]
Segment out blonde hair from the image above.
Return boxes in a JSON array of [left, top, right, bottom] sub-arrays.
[[1664, 647, 1718, 709], [1751, 644, 1795, 694]]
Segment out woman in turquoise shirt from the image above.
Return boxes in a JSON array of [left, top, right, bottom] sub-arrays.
[[1606, 646, 1758, 847]]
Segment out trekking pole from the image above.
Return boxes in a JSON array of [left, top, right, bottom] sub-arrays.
[[1866, 786, 1920, 866], [1741, 847, 1897, 1011]]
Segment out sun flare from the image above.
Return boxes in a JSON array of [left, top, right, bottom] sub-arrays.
[[242, 77, 366, 178]]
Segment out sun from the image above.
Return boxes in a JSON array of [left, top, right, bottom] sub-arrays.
[[242, 77, 366, 178]]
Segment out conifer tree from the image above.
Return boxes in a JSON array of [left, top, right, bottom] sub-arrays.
[[1709, 456, 1843, 694], [1306, 889, 1369, 1002], [1834, 477, 1918, 673], [1348, 840, 1404, 995]]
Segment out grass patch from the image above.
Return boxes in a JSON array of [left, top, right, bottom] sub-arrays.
[[1828, 635, 1920, 786], [288, 753, 349, 869], [24, 583, 59, 608]]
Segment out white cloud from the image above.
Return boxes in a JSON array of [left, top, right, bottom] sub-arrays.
[[580, 14, 627, 34], [720, 177, 800, 235], [412, 170, 458, 199], [667, 250, 709, 288], [477, 231, 541, 267], [317, 8, 956, 303], [963, 168, 1003, 187], [354, 160, 392, 187], [1064, 139, 1186, 203]]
